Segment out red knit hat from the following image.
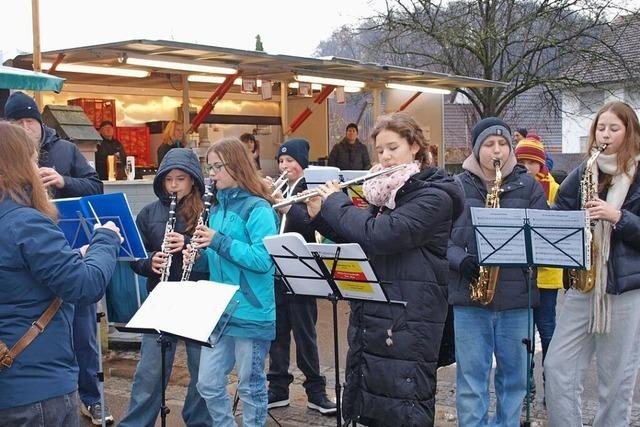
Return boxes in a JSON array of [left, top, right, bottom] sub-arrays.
[[515, 137, 546, 167]]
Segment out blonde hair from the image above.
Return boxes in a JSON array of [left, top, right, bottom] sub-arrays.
[[206, 138, 274, 204], [0, 121, 57, 221], [162, 120, 183, 145]]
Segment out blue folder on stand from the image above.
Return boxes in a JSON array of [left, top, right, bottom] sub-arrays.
[[53, 192, 147, 260]]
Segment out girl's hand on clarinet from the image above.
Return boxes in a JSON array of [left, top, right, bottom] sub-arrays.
[[151, 251, 168, 275], [164, 231, 185, 253], [193, 224, 215, 248], [182, 243, 201, 260]]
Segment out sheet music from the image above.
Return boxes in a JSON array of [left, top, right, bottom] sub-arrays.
[[471, 208, 528, 265], [527, 209, 587, 267], [126, 281, 238, 343], [304, 166, 340, 190]]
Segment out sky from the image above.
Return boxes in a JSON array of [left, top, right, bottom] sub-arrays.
[[1, 0, 386, 62]]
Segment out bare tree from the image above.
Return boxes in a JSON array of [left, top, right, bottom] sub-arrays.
[[318, 0, 640, 118]]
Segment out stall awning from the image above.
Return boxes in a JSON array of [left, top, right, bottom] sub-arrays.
[[5, 39, 505, 93]]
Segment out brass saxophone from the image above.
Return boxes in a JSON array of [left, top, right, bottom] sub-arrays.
[[469, 159, 502, 305], [181, 185, 214, 281], [567, 143, 608, 293], [159, 193, 177, 282]]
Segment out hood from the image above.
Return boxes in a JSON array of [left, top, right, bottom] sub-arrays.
[[404, 167, 465, 221], [40, 124, 61, 151], [153, 148, 205, 201], [462, 150, 518, 188]]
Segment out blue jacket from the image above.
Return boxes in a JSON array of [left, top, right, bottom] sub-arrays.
[[39, 124, 103, 198], [0, 197, 120, 410], [201, 188, 278, 340]]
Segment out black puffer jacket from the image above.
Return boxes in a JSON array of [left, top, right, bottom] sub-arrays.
[[314, 167, 464, 427], [131, 149, 207, 291], [447, 164, 548, 310], [39, 125, 103, 198], [554, 161, 640, 294]]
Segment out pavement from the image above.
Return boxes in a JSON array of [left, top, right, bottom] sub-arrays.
[[79, 298, 640, 427]]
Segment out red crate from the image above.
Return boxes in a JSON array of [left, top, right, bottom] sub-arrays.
[[67, 98, 116, 129], [115, 126, 151, 167]]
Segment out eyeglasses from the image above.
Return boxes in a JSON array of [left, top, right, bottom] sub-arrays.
[[204, 162, 226, 174]]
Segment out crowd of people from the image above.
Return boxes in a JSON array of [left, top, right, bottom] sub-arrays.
[[2, 90, 640, 427]]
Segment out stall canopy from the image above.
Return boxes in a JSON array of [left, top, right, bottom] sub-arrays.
[[0, 65, 64, 92], [5, 39, 505, 93]]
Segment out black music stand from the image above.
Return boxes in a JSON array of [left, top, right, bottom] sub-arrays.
[[471, 207, 588, 426], [265, 233, 405, 427], [117, 280, 239, 427]]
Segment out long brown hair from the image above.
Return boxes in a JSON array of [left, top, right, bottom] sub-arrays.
[[178, 190, 204, 235], [588, 101, 640, 190], [370, 112, 433, 169], [162, 120, 182, 145], [0, 121, 57, 221], [206, 138, 274, 204]]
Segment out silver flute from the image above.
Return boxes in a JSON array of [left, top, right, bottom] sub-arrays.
[[273, 164, 408, 209], [181, 185, 215, 281], [159, 193, 178, 282], [270, 170, 289, 197]]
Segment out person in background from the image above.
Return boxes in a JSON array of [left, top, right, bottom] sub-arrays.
[[189, 137, 278, 426], [95, 120, 127, 181], [546, 101, 640, 426], [0, 121, 122, 426], [4, 92, 113, 425], [527, 131, 555, 172], [328, 122, 371, 170], [513, 127, 528, 143], [240, 132, 261, 170], [267, 138, 336, 415], [157, 120, 183, 166], [119, 148, 212, 427], [514, 136, 562, 402], [448, 117, 547, 427]]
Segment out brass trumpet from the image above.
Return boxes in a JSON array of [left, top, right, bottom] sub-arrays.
[[270, 170, 289, 197]]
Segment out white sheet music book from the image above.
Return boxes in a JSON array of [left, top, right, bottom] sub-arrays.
[[304, 166, 340, 189], [126, 281, 238, 343], [264, 233, 389, 302]]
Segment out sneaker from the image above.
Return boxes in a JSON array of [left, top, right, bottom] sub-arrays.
[[268, 390, 290, 409], [80, 403, 114, 425], [307, 394, 337, 415]]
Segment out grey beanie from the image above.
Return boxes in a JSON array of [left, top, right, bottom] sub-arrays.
[[471, 117, 512, 159]]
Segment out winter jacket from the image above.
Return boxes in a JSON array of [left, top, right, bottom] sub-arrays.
[[312, 167, 464, 427], [282, 178, 316, 243], [131, 148, 207, 292], [554, 161, 640, 294], [95, 137, 127, 181], [0, 197, 120, 410], [201, 187, 279, 340], [328, 138, 371, 171], [39, 124, 103, 198], [448, 162, 548, 310]]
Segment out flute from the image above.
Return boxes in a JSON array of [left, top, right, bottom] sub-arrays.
[[273, 164, 407, 209], [270, 170, 289, 197]]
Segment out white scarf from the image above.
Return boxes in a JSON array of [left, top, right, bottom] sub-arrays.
[[589, 152, 639, 333]]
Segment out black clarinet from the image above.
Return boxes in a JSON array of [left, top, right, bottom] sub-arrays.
[[181, 184, 214, 281], [159, 193, 177, 282]]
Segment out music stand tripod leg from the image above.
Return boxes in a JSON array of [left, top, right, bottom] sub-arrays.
[[95, 307, 107, 427], [157, 333, 171, 427]]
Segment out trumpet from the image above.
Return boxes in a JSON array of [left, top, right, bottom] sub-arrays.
[[270, 170, 289, 197], [273, 164, 408, 209]]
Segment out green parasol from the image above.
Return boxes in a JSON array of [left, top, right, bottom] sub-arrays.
[[0, 65, 65, 92]]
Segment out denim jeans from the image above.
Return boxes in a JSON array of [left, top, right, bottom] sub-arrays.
[[197, 334, 271, 427], [533, 288, 558, 363], [0, 391, 79, 427], [73, 302, 100, 406], [454, 306, 529, 427], [119, 334, 211, 427]]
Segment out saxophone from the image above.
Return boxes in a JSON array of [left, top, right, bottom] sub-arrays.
[[181, 185, 214, 281], [159, 193, 177, 282], [567, 143, 608, 293], [469, 159, 502, 305]]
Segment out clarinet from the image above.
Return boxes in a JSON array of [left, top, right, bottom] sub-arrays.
[[181, 184, 214, 281], [159, 193, 177, 282]]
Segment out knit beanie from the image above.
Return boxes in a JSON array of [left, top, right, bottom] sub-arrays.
[[277, 138, 310, 169], [527, 131, 541, 142], [4, 92, 43, 124], [516, 127, 528, 138], [515, 137, 546, 167], [471, 117, 512, 159]]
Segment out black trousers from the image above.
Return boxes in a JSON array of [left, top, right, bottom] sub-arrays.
[[267, 280, 326, 398]]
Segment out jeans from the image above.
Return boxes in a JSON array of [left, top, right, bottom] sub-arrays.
[[454, 306, 529, 427], [533, 288, 558, 363], [73, 302, 100, 406], [545, 288, 640, 427], [0, 391, 79, 427], [197, 334, 271, 427], [268, 285, 326, 398], [119, 334, 211, 427]]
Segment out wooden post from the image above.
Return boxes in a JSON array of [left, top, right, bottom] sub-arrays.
[[181, 75, 191, 145], [31, 0, 43, 108], [280, 81, 288, 142]]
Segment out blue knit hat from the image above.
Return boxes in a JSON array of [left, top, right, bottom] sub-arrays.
[[4, 92, 43, 124], [277, 138, 310, 169], [471, 117, 512, 159]]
